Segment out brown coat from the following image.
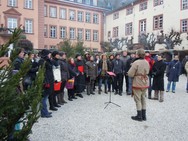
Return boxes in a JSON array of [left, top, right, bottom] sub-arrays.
[[128, 59, 150, 89], [85, 61, 98, 80]]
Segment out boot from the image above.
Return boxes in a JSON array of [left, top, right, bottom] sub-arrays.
[[159, 91, 164, 102], [131, 111, 142, 121], [104, 85, 108, 94], [62, 92, 67, 104], [49, 96, 58, 111], [152, 90, 158, 100], [142, 109, 146, 121], [87, 85, 90, 95], [53, 95, 61, 108], [57, 93, 64, 105]]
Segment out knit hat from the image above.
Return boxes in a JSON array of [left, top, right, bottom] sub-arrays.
[[75, 53, 81, 58], [41, 49, 51, 57], [52, 51, 59, 58]]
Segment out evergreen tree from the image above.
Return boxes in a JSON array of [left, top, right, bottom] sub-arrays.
[[0, 27, 44, 140]]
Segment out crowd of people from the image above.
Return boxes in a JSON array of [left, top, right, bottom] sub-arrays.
[[13, 48, 188, 121]]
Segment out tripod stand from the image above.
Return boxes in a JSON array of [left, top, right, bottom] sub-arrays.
[[104, 72, 121, 109]]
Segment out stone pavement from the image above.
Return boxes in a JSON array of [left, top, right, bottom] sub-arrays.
[[30, 75, 188, 141]]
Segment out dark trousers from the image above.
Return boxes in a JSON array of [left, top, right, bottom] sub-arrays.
[[114, 73, 123, 93], [123, 74, 129, 92], [148, 75, 152, 98], [68, 89, 75, 98], [86, 79, 95, 94]]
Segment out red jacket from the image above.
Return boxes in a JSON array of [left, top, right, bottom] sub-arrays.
[[145, 55, 155, 71]]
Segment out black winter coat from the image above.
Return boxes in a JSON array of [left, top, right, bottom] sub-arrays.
[[60, 59, 70, 81], [152, 60, 166, 91], [27, 59, 38, 81]]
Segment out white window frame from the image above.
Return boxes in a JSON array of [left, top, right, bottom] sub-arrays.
[[44, 25, 48, 37], [86, 12, 91, 23], [181, 19, 188, 32], [126, 7, 133, 15], [153, 15, 163, 30], [50, 7, 57, 18], [140, 2, 147, 11], [44, 5, 47, 17], [77, 28, 83, 40], [60, 8, 66, 19], [50, 26, 57, 38], [69, 10, 75, 21], [139, 19, 146, 34], [154, 0, 163, 6], [78, 11, 83, 22], [85, 30, 91, 41], [8, 0, 17, 7], [125, 23, 133, 35], [7, 18, 17, 33], [25, 19, 33, 33], [113, 12, 119, 20], [182, 0, 188, 10], [24, 0, 32, 9], [93, 30, 98, 41], [60, 27, 67, 39], [113, 27, 118, 37], [93, 13, 98, 24], [70, 28, 75, 40]]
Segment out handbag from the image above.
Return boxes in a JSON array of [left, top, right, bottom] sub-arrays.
[[54, 81, 62, 91], [66, 78, 75, 89]]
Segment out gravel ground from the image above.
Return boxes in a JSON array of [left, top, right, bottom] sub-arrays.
[[30, 75, 188, 141]]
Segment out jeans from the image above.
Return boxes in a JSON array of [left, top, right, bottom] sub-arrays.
[[128, 77, 133, 94], [41, 95, 50, 116], [99, 77, 108, 89], [167, 81, 176, 92]]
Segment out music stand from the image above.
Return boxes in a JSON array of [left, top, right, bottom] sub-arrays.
[[104, 72, 121, 109]]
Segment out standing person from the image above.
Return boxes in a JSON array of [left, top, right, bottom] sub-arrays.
[[108, 54, 115, 92], [58, 52, 69, 105], [98, 53, 109, 94], [126, 52, 136, 95], [38, 49, 54, 117], [13, 48, 25, 71], [85, 55, 98, 95], [75, 54, 85, 98], [51, 51, 61, 108], [184, 61, 188, 93], [166, 55, 181, 93], [151, 54, 166, 102], [23, 51, 39, 90], [67, 58, 79, 101], [145, 51, 155, 99], [113, 53, 124, 96], [120, 50, 130, 94], [93, 54, 100, 91], [128, 49, 150, 121]]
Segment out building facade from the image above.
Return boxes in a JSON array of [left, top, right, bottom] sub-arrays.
[[104, 0, 188, 50], [0, 0, 109, 51]]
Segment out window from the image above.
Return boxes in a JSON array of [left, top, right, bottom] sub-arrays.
[[50, 7, 57, 18], [153, 15, 163, 30], [93, 13, 99, 24], [181, 19, 188, 32], [78, 11, 83, 22], [44, 25, 48, 37], [25, 19, 33, 33], [125, 23, 132, 35], [85, 30, 91, 41], [24, 0, 32, 9], [182, 0, 188, 10], [140, 2, 147, 11], [93, 30, 98, 41], [139, 19, 146, 34], [154, 0, 163, 6], [60, 8, 66, 19], [44, 5, 47, 17], [85, 0, 90, 5], [50, 26, 57, 38], [126, 7, 133, 15], [7, 18, 17, 33], [70, 28, 75, 39], [8, 0, 17, 7], [113, 12, 119, 20], [77, 0, 82, 3], [113, 27, 118, 37], [69, 10, 75, 20], [108, 31, 111, 38], [86, 12, 91, 23], [77, 28, 83, 40], [60, 27, 67, 38], [50, 46, 56, 49]]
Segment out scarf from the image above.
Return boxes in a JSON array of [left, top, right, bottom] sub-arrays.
[[101, 59, 108, 76]]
